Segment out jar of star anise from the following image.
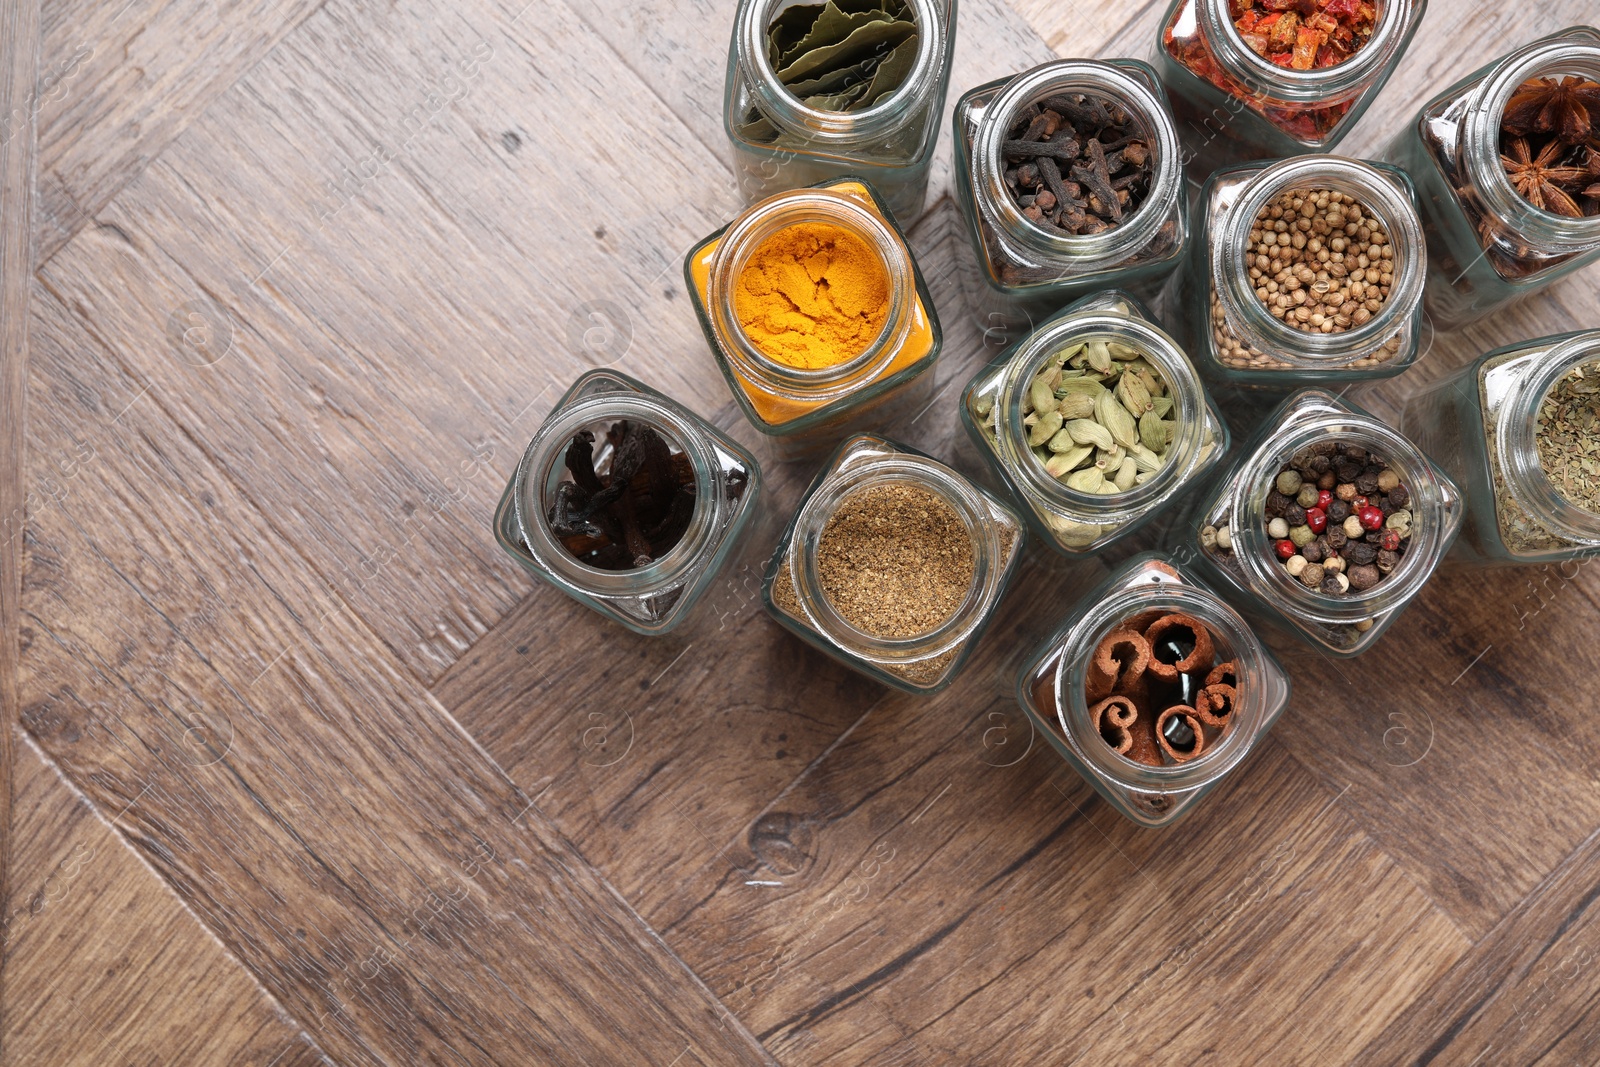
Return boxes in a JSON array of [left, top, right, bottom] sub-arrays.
[[1386, 27, 1600, 331], [1155, 0, 1425, 179]]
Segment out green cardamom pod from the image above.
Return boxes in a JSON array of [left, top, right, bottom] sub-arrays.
[[1131, 444, 1165, 473], [1113, 456, 1139, 491], [1030, 377, 1059, 416], [972, 394, 994, 419], [1107, 341, 1141, 361], [1139, 409, 1170, 452], [1150, 395, 1174, 417], [1028, 409, 1063, 447], [1097, 390, 1141, 450], [1086, 340, 1114, 375], [1064, 468, 1107, 493], [1065, 418, 1115, 450], [1116, 372, 1152, 417], [1045, 444, 1093, 476], [1057, 377, 1107, 397], [1136, 367, 1165, 397], [1094, 443, 1125, 471], [1056, 393, 1096, 420]]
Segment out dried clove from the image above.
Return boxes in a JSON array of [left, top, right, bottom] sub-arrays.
[[1002, 91, 1152, 235]]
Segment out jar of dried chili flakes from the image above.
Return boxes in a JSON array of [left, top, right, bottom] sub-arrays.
[[1155, 0, 1425, 178]]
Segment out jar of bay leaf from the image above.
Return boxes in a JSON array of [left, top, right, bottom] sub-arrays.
[[1403, 330, 1600, 566], [497, 370, 762, 635], [951, 59, 1188, 332], [960, 290, 1227, 554], [763, 434, 1023, 694], [1017, 553, 1290, 828], [725, 0, 958, 221]]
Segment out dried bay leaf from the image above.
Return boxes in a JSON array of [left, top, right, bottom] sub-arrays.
[[858, 34, 920, 108], [776, 19, 917, 86]]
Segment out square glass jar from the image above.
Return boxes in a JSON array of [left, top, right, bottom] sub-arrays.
[[1016, 553, 1290, 828], [496, 370, 761, 635], [723, 0, 958, 222], [1187, 389, 1462, 657], [951, 59, 1188, 332], [1172, 155, 1427, 389], [960, 289, 1228, 554], [762, 434, 1023, 694], [1403, 329, 1600, 566], [686, 177, 942, 438], [1383, 26, 1600, 331]]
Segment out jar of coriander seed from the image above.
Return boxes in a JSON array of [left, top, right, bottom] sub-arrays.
[[496, 370, 762, 635], [1403, 330, 1600, 566], [1384, 27, 1600, 331], [1173, 154, 1426, 389], [1017, 553, 1290, 828], [960, 290, 1227, 554], [763, 434, 1023, 693], [952, 59, 1188, 331], [724, 0, 958, 221], [1190, 389, 1462, 657]]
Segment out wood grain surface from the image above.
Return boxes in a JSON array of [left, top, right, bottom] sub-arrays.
[[5, 0, 1600, 1062]]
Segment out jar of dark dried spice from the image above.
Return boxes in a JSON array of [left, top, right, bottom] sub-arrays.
[[725, 0, 958, 221], [1016, 554, 1290, 828], [960, 290, 1228, 554], [1155, 0, 1425, 178], [1403, 330, 1600, 566], [1190, 389, 1462, 657], [1385, 27, 1600, 331], [497, 370, 761, 635], [1174, 154, 1426, 388], [952, 59, 1187, 331], [763, 434, 1023, 693]]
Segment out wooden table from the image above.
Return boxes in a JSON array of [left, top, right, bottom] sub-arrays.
[[2, 0, 1598, 1063]]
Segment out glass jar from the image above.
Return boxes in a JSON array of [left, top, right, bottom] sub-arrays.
[[1189, 389, 1463, 657], [960, 289, 1228, 554], [951, 59, 1188, 331], [686, 178, 941, 438], [1385, 27, 1600, 332], [1016, 553, 1290, 828], [1403, 330, 1600, 566], [1174, 155, 1426, 388], [496, 370, 762, 635], [1155, 0, 1425, 178], [724, 0, 958, 221], [762, 434, 1023, 693]]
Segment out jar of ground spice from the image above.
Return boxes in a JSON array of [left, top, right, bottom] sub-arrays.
[[1384, 27, 1600, 331], [497, 370, 762, 635], [952, 59, 1187, 332], [1154, 0, 1425, 179], [1016, 554, 1290, 828], [1175, 155, 1426, 388], [1403, 330, 1600, 566], [764, 434, 1023, 693], [1191, 389, 1462, 657], [687, 179, 941, 438], [724, 0, 958, 221], [961, 290, 1227, 554]]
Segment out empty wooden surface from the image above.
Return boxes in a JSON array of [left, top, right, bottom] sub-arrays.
[[4, 0, 1600, 1065]]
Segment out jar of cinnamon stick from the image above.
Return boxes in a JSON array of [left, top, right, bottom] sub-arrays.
[[1016, 554, 1290, 828]]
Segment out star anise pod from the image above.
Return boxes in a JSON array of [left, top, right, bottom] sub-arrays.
[[1501, 136, 1590, 217], [1503, 76, 1600, 145]]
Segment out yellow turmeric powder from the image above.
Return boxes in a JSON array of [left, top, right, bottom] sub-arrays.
[[734, 222, 891, 370]]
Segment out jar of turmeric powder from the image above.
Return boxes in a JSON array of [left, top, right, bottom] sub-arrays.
[[686, 178, 941, 437]]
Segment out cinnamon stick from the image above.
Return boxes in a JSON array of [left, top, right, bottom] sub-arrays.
[[1156, 705, 1207, 763], [1142, 612, 1216, 683], [1197, 683, 1237, 730], [1091, 695, 1159, 766], [1085, 628, 1151, 704], [1205, 660, 1238, 689]]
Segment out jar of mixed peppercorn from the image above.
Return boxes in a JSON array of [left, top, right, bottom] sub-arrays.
[[1154, 0, 1425, 178]]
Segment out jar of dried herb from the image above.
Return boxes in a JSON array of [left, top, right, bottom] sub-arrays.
[[1403, 330, 1600, 566], [497, 370, 762, 635], [687, 178, 941, 438], [763, 434, 1023, 693], [1190, 389, 1462, 658], [951, 59, 1187, 331], [961, 290, 1227, 554], [1154, 0, 1425, 179], [1173, 155, 1426, 388], [725, 0, 958, 221], [1384, 27, 1600, 331], [1016, 554, 1290, 828]]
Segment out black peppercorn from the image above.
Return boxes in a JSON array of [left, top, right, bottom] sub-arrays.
[[1311, 441, 1336, 456], [1341, 445, 1367, 462], [1345, 542, 1378, 565], [1264, 491, 1291, 517], [1302, 541, 1324, 564], [1355, 471, 1380, 495], [1309, 454, 1331, 475], [1328, 499, 1351, 523], [1320, 576, 1343, 595], [1377, 548, 1400, 574], [1326, 527, 1348, 551], [1284, 503, 1307, 526], [1388, 483, 1410, 508], [1334, 458, 1362, 483]]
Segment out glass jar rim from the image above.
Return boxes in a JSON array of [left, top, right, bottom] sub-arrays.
[[1213, 155, 1425, 366], [1499, 331, 1600, 546], [1195, 0, 1414, 101]]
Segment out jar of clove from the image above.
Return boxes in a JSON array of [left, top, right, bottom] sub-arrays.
[[1016, 554, 1290, 828], [961, 290, 1227, 554], [1174, 154, 1426, 388], [1384, 27, 1600, 331], [687, 179, 941, 438], [952, 59, 1187, 331], [498, 370, 762, 635], [1403, 330, 1600, 566], [1190, 389, 1462, 657], [724, 0, 958, 221], [763, 434, 1023, 693], [1155, 0, 1425, 179]]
